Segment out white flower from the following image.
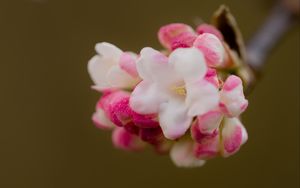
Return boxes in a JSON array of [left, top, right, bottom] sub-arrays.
[[88, 42, 140, 91], [130, 47, 221, 140]]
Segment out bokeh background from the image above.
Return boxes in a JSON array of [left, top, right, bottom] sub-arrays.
[[0, 0, 299, 187]]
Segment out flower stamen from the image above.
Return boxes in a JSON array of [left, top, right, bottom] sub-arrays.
[[172, 85, 187, 96]]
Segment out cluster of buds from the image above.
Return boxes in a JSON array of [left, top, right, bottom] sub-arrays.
[[88, 6, 251, 167]]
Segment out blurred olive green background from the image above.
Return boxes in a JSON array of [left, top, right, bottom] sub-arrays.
[[0, 0, 299, 187]]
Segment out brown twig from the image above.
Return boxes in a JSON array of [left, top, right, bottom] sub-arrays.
[[246, 0, 297, 72]]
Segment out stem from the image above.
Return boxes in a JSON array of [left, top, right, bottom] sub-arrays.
[[246, 1, 296, 72]]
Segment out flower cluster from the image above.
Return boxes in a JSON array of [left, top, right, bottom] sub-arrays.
[[88, 20, 249, 167]]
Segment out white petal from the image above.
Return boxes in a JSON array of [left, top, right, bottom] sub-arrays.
[[186, 80, 219, 116], [137, 47, 181, 85], [106, 66, 139, 88], [87, 55, 112, 88], [95, 42, 122, 62], [88, 42, 123, 89], [130, 81, 167, 114], [169, 47, 207, 82], [159, 97, 193, 140], [170, 140, 206, 168], [92, 108, 115, 130]]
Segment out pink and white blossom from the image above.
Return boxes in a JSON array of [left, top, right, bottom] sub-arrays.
[[88, 21, 250, 168], [130, 47, 220, 140]]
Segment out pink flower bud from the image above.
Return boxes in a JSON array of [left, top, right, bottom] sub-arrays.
[[112, 127, 145, 151], [98, 90, 159, 128], [123, 121, 140, 135], [193, 33, 226, 68], [171, 32, 197, 50], [158, 23, 196, 50], [196, 23, 223, 40], [98, 91, 132, 126], [193, 134, 220, 160], [131, 112, 159, 128], [221, 118, 248, 157], [191, 123, 218, 142], [191, 110, 223, 138], [220, 75, 248, 117], [139, 127, 163, 145], [191, 111, 227, 160]]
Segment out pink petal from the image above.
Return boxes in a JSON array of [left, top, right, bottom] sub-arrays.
[[193, 33, 226, 68], [205, 68, 220, 88], [112, 127, 145, 151], [222, 75, 242, 91], [193, 133, 220, 160], [196, 24, 223, 40], [191, 114, 221, 159], [220, 75, 248, 117], [193, 110, 223, 135], [171, 32, 197, 50], [131, 112, 159, 128], [158, 23, 195, 50], [221, 118, 248, 157], [191, 122, 219, 143], [119, 52, 139, 78]]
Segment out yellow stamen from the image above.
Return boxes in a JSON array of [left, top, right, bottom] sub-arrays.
[[172, 85, 186, 96]]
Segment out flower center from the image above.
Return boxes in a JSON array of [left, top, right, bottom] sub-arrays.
[[172, 85, 186, 96]]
